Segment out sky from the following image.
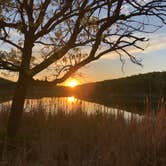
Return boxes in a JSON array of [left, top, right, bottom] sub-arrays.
[[78, 26, 166, 83], [1, 26, 166, 84], [0, 1, 166, 84]]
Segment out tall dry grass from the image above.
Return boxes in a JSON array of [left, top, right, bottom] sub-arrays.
[[0, 100, 166, 166]]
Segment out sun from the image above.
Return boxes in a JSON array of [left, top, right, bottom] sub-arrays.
[[68, 80, 78, 87], [65, 79, 80, 88]]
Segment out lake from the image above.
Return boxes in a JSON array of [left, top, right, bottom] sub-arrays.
[[0, 96, 143, 121]]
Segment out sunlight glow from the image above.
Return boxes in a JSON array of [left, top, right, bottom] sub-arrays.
[[65, 79, 80, 87]]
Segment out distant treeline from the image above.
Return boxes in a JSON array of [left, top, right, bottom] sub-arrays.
[[1, 71, 166, 112], [74, 72, 166, 112], [0, 78, 72, 102]]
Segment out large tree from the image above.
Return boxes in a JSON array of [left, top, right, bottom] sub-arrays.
[[0, 0, 166, 137]]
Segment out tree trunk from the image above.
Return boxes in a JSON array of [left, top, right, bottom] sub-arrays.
[[7, 36, 33, 138], [7, 72, 30, 138]]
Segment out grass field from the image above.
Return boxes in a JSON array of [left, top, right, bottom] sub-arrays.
[[0, 100, 166, 166]]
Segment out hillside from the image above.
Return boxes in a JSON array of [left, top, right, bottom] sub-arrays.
[[0, 77, 72, 102], [74, 71, 166, 112], [0, 77, 14, 85], [78, 71, 166, 94], [1, 71, 166, 112]]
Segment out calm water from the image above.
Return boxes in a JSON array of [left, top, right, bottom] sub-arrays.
[[0, 96, 143, 121]]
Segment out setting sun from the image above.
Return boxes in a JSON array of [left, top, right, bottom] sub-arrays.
[[65, 79, 80, 88]]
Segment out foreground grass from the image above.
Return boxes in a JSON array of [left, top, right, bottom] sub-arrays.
[[0, 102, 166, 166]]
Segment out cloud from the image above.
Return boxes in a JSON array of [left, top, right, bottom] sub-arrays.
[[103, 33, 166, 60], [144, 35, 166, 53]]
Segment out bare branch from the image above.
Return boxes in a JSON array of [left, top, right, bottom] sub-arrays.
[[0, 37, 23, 51]]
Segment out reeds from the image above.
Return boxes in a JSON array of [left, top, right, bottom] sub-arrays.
[[0, 98, 166, 166]]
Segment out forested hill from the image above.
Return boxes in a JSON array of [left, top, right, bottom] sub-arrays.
[[0, 77, 14, 85], [74, 71, 166, 102], [75, 72, 166, 111], [1, 71, 166, 98], [1, 71, 166, 111]]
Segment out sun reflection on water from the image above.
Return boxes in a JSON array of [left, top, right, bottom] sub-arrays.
[[67, 96, 77, 103]]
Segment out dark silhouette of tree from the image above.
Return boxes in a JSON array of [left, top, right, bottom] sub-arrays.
[[0, 0, 166, 137]]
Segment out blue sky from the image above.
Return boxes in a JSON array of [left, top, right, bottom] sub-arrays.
[[80, 27, 166, 83], [78, 2, 166, 83], [1, 26, 166, 83], [1, 1, 166, 83]]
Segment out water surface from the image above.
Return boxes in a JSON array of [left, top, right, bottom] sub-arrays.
[[0, 96, 143, 121]]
